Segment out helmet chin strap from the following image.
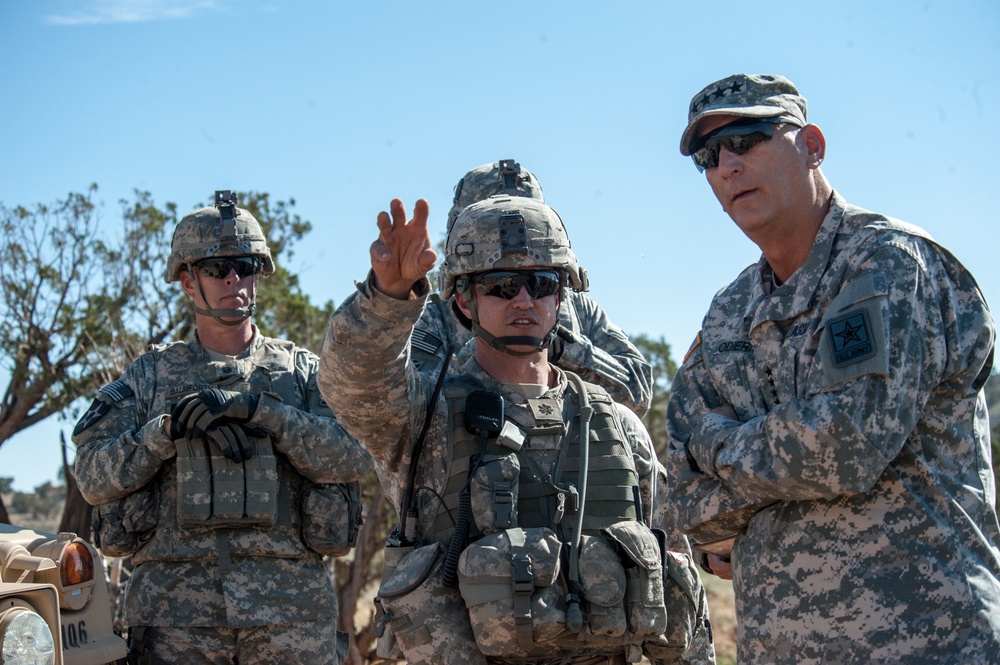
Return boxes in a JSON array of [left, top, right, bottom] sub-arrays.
[[188, 264, 256, 326], [465, 290, 557, 357]]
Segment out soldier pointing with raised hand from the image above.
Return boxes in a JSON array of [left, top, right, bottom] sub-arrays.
[[320, 196, 713, 664], [410, 159, 653, 418], [73, 190, 370, 665]]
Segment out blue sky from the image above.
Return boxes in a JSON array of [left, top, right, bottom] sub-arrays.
[[1, 0, 998, 492]]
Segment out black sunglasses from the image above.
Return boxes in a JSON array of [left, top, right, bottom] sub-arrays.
[[473, 270, 564, 300], [691, 117, 786, 172], [195, 256, 263, 279]]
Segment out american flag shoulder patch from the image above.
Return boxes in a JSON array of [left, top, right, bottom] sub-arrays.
[[410, 329, 442, 356], [99, 378, 134, 402]]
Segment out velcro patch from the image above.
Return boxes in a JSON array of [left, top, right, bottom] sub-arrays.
[[827, 310, 875, 367], [410, 328, 442, 356], [73, 398, 111, 436], [99, 378, 134, 402]]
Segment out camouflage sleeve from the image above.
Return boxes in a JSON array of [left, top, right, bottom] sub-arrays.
[[556, 291, 653, 418], [318, 273, 431, 474], [620, 405, 716, 665], [249, 348, 371, 483], [688, 240, 993, 505], [665, 336, 769, 543], [71, 356, 175, 505]]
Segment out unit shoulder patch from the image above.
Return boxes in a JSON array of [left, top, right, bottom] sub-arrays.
[[827, 309, 875, 367]]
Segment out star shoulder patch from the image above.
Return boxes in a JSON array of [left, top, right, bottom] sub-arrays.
[[73, 379, 135, 436], [827, 309, 875, 367]]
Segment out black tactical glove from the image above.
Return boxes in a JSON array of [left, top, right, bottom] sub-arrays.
[[205, 422, 255, 463], [170, 389, 260, 441], [167, 393, 200, 440]]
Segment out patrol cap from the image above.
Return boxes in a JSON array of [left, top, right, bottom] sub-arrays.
[[447, 159, 544, 232], [680, 73, 808, 155]]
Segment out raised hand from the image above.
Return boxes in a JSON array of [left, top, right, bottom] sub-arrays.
[[370, 198, 438, 299]]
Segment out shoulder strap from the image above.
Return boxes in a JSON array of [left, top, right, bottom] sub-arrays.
[[400, 343, 456, 545]]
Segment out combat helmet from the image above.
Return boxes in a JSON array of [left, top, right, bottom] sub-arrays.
[[446, 159, 544, 233], [166, 190, 273, 325], [165, 190, 275, 283], [440, 195, 588, 356]]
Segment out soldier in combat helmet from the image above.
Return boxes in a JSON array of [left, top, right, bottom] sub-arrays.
[[319, 195, 713, 664], [410, 158, 652, 418], [73, 190, 370, 664]]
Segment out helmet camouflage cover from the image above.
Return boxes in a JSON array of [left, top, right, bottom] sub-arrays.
[[440, 195, 588, 299], [447, 159, 544, 232], [165, 191, 275, 283]]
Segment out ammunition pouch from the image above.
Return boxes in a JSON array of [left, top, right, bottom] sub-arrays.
[[91, 483, 159, 557], [175, 433, 278, 529], [374, 542, 486, 665], [602, 520, 668, 640], [457, 523, 668, 660], [301, 481, 364, 557], [469, 452, 521, 535], [642, 550, 709, 661]]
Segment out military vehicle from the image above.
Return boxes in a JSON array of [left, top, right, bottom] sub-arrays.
[[1, 523, 127, 665]]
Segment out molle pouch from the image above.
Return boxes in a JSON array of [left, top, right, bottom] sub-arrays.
[[376, 542, 486, 665], [602, 521, 667, 640], [241, 434, 278, 527], [91, 483, 159, 557], [470, 453, 521, 535], [301, 481, 363, 557], [642, 550, 707, 662], [374, 543, 411, 659], [176, 438, 213, 527], [576, 534, 627, 638], [458, 527, 568, 659], [207, 452, 246, 523]]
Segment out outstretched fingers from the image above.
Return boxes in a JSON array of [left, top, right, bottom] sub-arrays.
[[370, 198, 437, 297]]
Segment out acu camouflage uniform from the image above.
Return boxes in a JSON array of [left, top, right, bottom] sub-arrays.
[[74, 192, 370, 665], [410, 159, 652, 417], [666, 193, 1000, 664], [321, 277, 711, 665], [74, 332, 370, 663], [320, 195, 712, 664]]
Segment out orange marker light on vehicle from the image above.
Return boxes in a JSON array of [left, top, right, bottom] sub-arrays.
[[59, 542, 93, 587]]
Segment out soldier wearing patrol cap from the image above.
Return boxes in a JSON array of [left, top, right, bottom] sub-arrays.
[[319, 196, 714, 664], [410, 158, 653, 419], [666, 73, 1000, 664], [73, 190, 370, 664]]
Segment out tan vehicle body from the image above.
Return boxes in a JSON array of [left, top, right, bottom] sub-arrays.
[[1, 523, 127, 665]]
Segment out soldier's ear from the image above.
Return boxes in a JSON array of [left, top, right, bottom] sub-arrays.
[[455, 291, 473, 318], [179, 268, 197, 298], [802, 124, 826, 168]]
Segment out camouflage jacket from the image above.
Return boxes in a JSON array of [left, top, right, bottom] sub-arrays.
[[410, 290, 653, 418], [319, 275, 714, 665], [73, 330, 370, 628], [666, 192, 1000, 664]]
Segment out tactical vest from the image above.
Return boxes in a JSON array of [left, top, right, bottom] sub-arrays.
[[131, 338, 316, 564], [443, 374, 666, 660], [432, 375, 639, 543]]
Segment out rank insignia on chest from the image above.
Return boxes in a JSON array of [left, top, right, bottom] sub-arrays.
[[527, 397, 564, 428]]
